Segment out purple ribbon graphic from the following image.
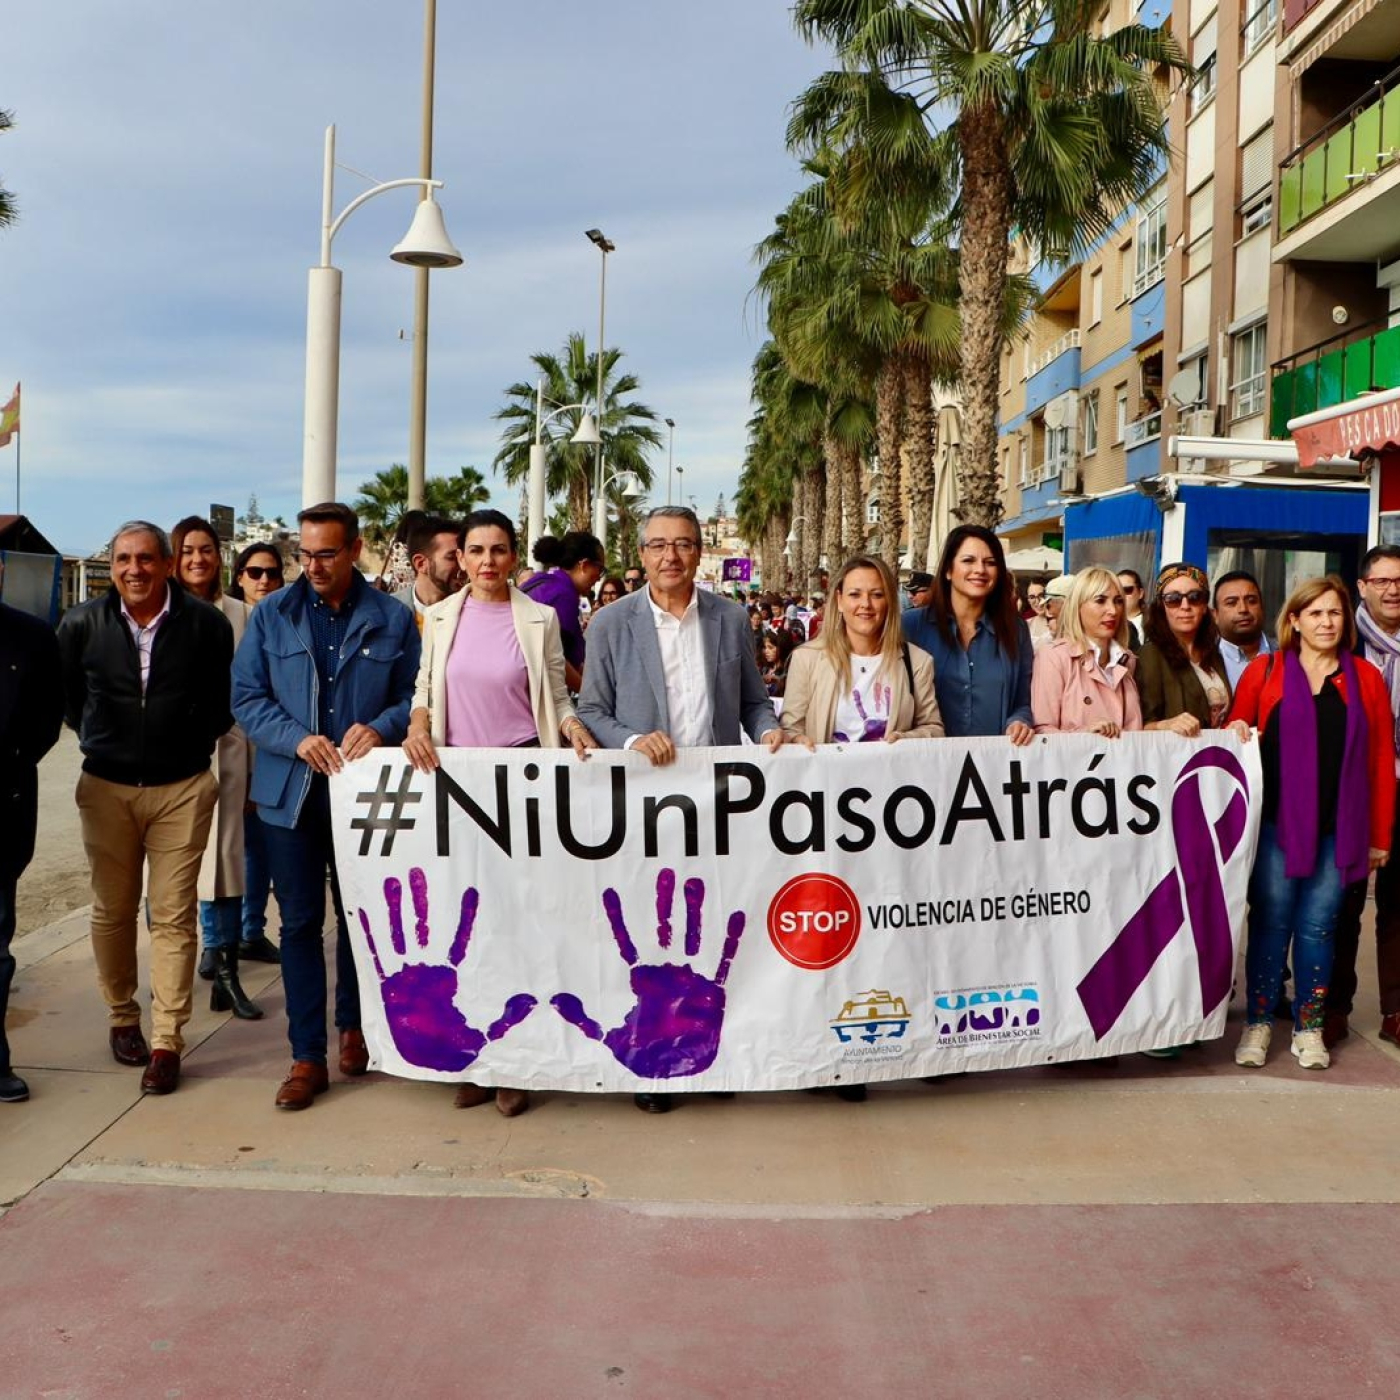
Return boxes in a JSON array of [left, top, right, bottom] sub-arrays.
[[1077, 748, 1250, 1040]]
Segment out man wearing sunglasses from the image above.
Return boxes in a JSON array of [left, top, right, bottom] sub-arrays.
[[1329, 546, 1400, 1051], [233, 502, 420, 1111]]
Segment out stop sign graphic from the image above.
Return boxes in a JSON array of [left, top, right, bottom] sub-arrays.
[[766, 873, 862, 970]]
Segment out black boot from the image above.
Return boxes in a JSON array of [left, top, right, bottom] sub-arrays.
[[209, 946, 264, 1020], [239, 935, 281, 965], [198, 946, 218, 981]]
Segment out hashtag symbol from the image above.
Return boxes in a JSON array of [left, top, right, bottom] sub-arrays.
[[350, 765, 422, 856]]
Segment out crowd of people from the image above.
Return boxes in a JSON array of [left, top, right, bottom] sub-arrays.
[[3, 504, 1399, 1114]]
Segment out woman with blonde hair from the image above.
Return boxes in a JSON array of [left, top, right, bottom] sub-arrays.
[[781, 554, 944, 748], [1228, 575, 1395, 1071], [1032, 568, 1142, 737]]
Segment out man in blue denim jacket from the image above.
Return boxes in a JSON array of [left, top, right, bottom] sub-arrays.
[[233, 502, 420, 1110]]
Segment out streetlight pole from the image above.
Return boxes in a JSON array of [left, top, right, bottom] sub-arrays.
[[586, 228, 614, 547], [526, 384, 599, 558], [665, 417, 675, 506], [406, 0, 438, 511], [300, 124, 461, 508]]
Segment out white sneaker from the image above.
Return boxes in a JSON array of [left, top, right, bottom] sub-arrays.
[[1291, 1029, 1330, 1071], [1235, 1023, 1272, 1067]]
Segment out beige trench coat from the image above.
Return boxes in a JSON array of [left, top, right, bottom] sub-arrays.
[[198, 594, 252, 900]]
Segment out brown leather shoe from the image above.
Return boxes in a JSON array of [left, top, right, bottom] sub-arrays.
[[1381, 1012, 1400, 1047], [495, 1088, 529, 1118], [276, 1061, 329, 1110], [140, 1050, 180, 1095], [1322, 1012, 1350, 1050], [338, 1028, 369, 1077], [110, 1024, 151, 1067], [453, 1083, 494, 1109]]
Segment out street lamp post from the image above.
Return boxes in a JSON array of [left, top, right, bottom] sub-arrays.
[[526, 381, 600, 558], [407, 0, 439, 512], [301, 124, 462, 508], [585, 228, 614, 546], [594, 467, 644, 547], [785, 515, 807, 586], [665, 417, 675, 505]]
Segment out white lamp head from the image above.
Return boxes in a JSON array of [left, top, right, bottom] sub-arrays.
[[571, 411, 602, 446], [618, 471, 643, 500], [390, 197, 463, 268], [784, 529, 798, 546]]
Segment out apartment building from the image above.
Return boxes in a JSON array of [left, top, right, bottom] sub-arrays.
[[995, 0, 1371, 608], [1267, 0, 1400, 542]]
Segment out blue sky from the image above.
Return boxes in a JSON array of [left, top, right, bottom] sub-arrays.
[[0, 2, 831, 554]]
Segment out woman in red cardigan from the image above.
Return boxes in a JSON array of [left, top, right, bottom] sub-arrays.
[[1228, 575, 1396, 1071]]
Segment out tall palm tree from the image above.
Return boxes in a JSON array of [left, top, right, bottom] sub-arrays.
[[352, 464, 492, 549], [494, 332, 661, 531], [0, 109, 17, 229], [790, 0, 1187, 527]]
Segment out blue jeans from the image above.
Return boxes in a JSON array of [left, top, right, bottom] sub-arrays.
[[259, 778, 359, 1064], [1246, 824, 1345, 1032], [242, 809, 272, 943], [199, 897, 242, 950], [0, 875, 16, 1072]]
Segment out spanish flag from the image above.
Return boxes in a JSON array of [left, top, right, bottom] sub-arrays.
[[0, 383, 17, 448]]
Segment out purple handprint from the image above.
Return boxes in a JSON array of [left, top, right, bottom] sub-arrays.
[[550, 868, 745, 1079], [357, 867, 536, 1073]]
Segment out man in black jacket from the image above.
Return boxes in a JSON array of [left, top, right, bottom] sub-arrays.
[[0, 565, 63, 1103], [56, 521, 233, 1095]]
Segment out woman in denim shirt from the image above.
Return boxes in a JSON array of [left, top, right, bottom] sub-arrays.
[[902, 526, 1035, 746]]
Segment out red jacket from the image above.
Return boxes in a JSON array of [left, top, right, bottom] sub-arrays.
[[1228, 652, 1397, 854]]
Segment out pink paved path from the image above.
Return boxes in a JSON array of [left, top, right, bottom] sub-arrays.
[[3, 1184, 1400, 1398]]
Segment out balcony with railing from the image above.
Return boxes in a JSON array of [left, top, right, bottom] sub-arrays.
[[1278, 65, 1400, 240], [1269, 319, 1400, 437], [1125, 410, 1163, 446], [1125, 411, 1164, 483], [1282, 0, 1324, 33], [1025, 330, 1082, 418]]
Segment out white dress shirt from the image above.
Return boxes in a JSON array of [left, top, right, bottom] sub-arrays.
[[631, 587, 713, 748], [120, 588, 171, 694]]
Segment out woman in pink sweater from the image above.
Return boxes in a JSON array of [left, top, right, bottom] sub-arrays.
[[1032, 567, 1143, 736]]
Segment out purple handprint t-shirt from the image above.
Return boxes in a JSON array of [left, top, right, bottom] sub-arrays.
[[832, 660, 891, 743]]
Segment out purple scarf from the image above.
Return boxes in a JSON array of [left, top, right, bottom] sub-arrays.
[[1276, 648, 1370, 885]]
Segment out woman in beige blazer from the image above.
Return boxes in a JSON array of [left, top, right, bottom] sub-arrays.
[[403, 509, 597, 1118], [781, 554, 946, 750]]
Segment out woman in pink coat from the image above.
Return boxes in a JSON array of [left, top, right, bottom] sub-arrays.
[[1032, 567, 1143, 737]]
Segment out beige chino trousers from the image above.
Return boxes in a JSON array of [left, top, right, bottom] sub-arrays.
[[76, 769, 218, 1054]]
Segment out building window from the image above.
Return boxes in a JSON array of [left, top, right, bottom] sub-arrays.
[[1241, 0, 1279, 54], [1083, 392, 1099, 456], [1089, 268, 1104, 326], [1134, 194, 1167, 297], [1018, 437, 1030, 487], [1115, 387, 1129, 443], [1231, 324, 1268, 420], [1189, 54, 1217, 117], [1241, 192, 1272, 235]]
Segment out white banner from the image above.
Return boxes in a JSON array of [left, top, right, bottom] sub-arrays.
[[329, 733, 1262, 1092]]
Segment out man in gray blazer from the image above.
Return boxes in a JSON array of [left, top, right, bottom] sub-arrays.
[[578, 505, 787, 1114], [579, 505, 785, 765]]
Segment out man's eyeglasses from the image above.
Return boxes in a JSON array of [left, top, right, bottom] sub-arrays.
[[1161, 590, 1208, 608], [1363, 576, 1400, 594], [297, 547, 346, 566], [242, 565, 283, 581], [641, 539, 700, 556]]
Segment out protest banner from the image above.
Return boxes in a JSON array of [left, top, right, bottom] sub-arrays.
[[329, 732, 1262, 1092]]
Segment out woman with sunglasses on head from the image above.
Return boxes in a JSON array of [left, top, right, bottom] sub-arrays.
[[226, 544, 287, 971], [1228, 577, 1395, 1071], [1135, 563, 1231, 737], [172, 518, 263, 1021], [1031, 569, 1141, 737], [403, 509, 598, 1117], [903, 525, 1035, 747]]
